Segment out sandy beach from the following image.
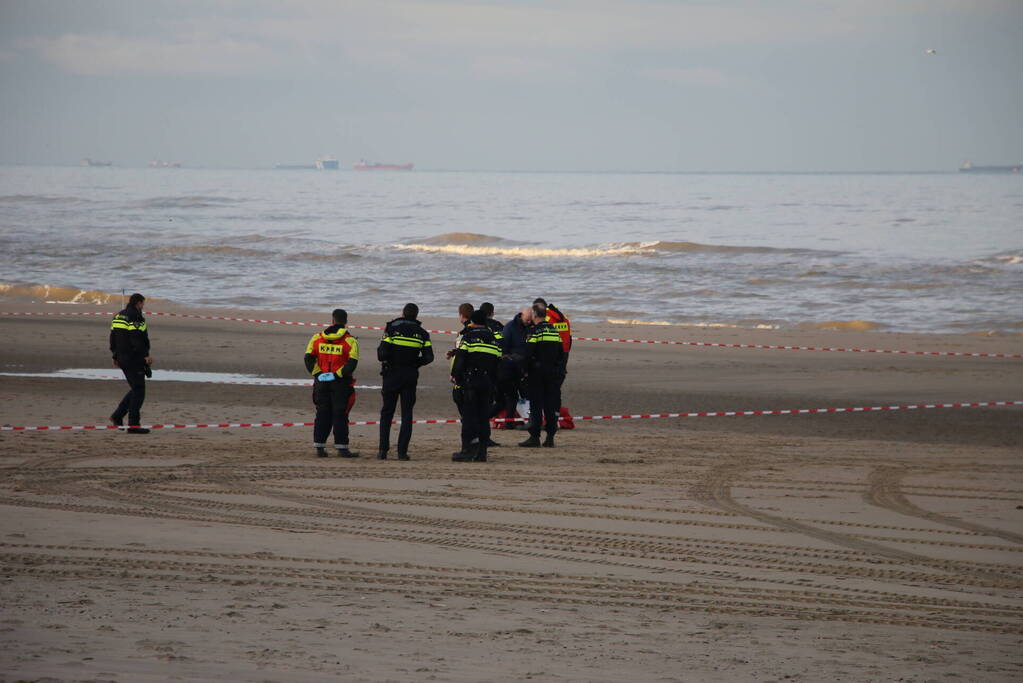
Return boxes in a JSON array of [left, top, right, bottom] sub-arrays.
[[1, 300, 1022, 682]]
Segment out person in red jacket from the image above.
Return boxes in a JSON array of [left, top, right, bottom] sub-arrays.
[[304, 308, 360, 458]]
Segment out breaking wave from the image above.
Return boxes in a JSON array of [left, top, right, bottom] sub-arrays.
[[397, 243, 650, 258], [633, 240, 829, 255], [804, 320, 886, 332], [606, 318, 779, 330], [0, 283, 164, 305], [395, 239, 834, 259], [986, 251, 1023, 267]]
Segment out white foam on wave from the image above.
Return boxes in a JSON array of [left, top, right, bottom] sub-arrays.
[[395, 243, 649, 258], [606, 318, 779, 330]]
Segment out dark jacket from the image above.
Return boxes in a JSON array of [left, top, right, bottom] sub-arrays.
[[109, 306, 150, 364], [484, 318, 504, 344], [523, 320, 565, 374], [377, 317, 434, 369], [501, 313, 532, 359], [451, 326, 501, 385]]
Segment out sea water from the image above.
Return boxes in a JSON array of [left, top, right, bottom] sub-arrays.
[[1, 166, 1020, 334]]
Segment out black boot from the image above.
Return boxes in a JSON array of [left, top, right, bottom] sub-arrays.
[[316, 447, 329, 458], [518, 436, 541, 448], [487, 438, 500, 447], [377, 449, 388, 460], [474, 444, 488, 462], [397, 451, 410, 461], [452, 450, 474, 462], [126, 427, 150, 434], [336, 448, 360, 458], [542, 434, 555, 448]]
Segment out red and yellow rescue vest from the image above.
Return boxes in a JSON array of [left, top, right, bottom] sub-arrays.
[[305, 329, 359, 375], [545, 304, 572, 353]]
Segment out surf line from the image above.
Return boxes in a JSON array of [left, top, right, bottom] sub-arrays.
[[2, 310, 1020, 360], [3, 400, 1020, 431]]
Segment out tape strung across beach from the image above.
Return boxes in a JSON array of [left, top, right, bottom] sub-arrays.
[[2, 310, 1020, 359], [3, 400, 1020, 432]]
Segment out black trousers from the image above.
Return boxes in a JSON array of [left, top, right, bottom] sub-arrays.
[[379, 366, 418, 454], [494, 358, 524, 424], [527, 370, 562, 439], [459, 373, 493, 455], [312, 379, 354, 447], [112, 363, 147, 426]]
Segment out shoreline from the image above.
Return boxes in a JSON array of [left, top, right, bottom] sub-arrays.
[[3, 284, 1022, 338]]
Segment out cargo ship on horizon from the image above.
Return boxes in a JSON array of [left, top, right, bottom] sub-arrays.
[[353, 160, 414, 171], [959, 161, 1021, 173]]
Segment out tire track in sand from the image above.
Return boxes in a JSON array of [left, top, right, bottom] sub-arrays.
[[865, 466, 1023, 545]]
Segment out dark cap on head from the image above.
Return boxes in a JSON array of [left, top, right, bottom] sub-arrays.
[[128, 292, 145, 306], [469, 310, 488, 326], [402, 303, 419, 320], [332, 308, 348, 326]]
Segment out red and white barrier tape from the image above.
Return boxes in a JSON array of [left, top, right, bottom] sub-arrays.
[[12, 372, 380, 389], [3, 400, 1019, 432], [3, 310, 1020, 359]]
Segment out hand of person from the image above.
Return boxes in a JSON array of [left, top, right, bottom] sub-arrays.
[[144, 356, 153, 366], [445, 349, 456, 360], [112, 359, 119, 368]]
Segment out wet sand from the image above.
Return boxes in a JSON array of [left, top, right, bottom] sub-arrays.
[[1, 301, 1022, 681]]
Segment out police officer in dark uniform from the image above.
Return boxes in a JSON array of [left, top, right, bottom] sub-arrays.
[[478, 302, 505, 445], [478, 302, 505, 342], [377, 303, 434, 460], [109, 292, 153, 434], [451, 310, 501, 462], [446, 302, 475, 422], [519, 303, 565, 448]]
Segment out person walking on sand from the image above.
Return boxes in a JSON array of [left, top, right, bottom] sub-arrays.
[[451, 310, 502, 462], [377, 303, 434, 460], [304, 308, 360, 458], [109, 292, 153, 434]]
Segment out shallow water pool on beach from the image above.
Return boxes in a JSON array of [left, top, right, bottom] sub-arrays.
[[0, 367, 382, 389]]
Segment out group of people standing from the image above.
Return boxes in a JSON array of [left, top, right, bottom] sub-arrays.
[[305, 298, 571, 463], [107, 292, 571, 463]]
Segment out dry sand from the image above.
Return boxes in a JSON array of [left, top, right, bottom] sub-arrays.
[[1, 301, 1022, 682]]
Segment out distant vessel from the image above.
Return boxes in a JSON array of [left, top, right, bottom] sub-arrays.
[[353, 160, 414, 171], [274, 163, 316, 170], [149, 160, 181, 168], [315, 157, 340, 170], [959, 161, 1021, 173], [81, 158, 112, 167]]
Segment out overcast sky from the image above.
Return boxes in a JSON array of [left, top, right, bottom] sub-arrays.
[[0, 0, 1020, 171]]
